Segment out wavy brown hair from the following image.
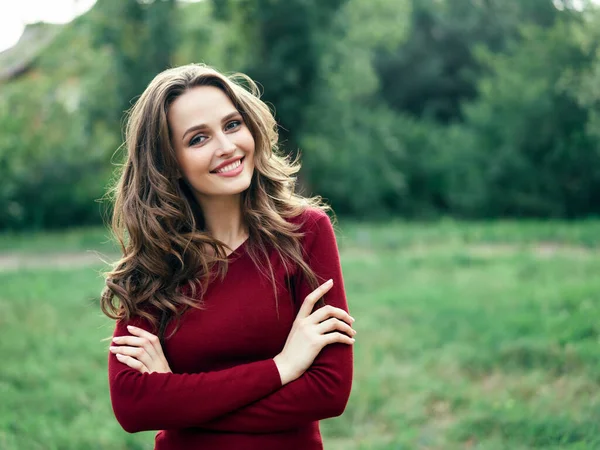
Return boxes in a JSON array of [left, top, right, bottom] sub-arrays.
[[100, 63, 330, 338]]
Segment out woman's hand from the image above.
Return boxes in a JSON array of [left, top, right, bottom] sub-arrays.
[[273, 279, 356, 385], [110, 325, 172, 374]]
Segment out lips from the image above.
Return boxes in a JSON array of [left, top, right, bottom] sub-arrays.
[[211, 156, 244, 173]]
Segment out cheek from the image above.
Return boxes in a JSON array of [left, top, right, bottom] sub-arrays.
[[240, 129, 256, 154], [178, 152, 213, 180]]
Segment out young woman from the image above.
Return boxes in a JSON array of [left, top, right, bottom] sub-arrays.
[[100, 63, 355, 450]]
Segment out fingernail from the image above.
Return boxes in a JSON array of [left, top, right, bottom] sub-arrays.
[[116, 353, 124, 359], [350, 338, 355, 343], [350, 316, 355, 322], [127, 325, 135, 330], [109, 346, 117, 351], [112, 337, 121, 342], [326, 279, 333, 286]]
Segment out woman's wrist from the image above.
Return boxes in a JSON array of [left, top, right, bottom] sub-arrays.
[[273, 354, 297, 385]]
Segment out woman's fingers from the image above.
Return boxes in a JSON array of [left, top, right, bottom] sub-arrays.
[[309, 304, 354, 327], [110, 345, 153, 369], [112, 326, 172, 374], [274, 278, 355, 384], [316, 317, 357, 338], [298, 279, 334, 318], [112, 335, 146, 347], [321, 332, 356, 346], [115, 353, 149, 373], [113, 326, 165, 358], [126, 325, 164, 356], [112, 335, 158, 360]]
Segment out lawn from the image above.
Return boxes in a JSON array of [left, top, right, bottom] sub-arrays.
[[1, 219, 599, 449]]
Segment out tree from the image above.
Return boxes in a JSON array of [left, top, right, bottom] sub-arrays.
[[300, 0, 412, 216], [88, 0, 176, 129], [374, 0, 570, 122], [452, 17, 600, 217]]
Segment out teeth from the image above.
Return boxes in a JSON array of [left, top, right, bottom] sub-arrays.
[[216, 159, 241, 173]]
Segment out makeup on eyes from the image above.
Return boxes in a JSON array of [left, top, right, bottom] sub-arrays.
[[182, 112, 243, 143], [187, 119, 243, 147]]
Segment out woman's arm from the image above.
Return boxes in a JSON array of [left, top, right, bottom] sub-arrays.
[[108, 319, 283, 433], [199, 211, 354, 432]]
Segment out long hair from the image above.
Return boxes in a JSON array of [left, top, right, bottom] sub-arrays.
[[100, 63, 329, 337]]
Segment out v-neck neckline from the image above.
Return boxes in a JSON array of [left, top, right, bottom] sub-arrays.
[[226, 237, 249, 260]]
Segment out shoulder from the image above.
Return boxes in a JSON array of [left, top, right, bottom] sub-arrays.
[[287, 207, 332, 232], [286, 207, 337, 252]]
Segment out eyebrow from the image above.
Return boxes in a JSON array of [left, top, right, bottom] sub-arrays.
[[181, 111, 242, 142]]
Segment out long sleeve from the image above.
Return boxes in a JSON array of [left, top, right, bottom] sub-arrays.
[[108, 319, 283, 433], [199, 210, 354, 433]]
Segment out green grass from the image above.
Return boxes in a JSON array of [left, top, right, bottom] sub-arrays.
[[2, 218, 600, 254], [0, 226, 118, 254], [1, 221, 600, 449], [337, 217, 600, 249]]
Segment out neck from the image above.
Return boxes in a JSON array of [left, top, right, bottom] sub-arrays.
[[197, 194, 247, 247]]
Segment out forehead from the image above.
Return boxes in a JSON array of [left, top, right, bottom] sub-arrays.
[[168, 85, 238, 134]]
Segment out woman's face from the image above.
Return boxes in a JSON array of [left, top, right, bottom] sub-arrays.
[[168, 85, 255, 203]]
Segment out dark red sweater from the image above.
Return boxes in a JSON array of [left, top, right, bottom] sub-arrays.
[[107, 208, 353, 449]]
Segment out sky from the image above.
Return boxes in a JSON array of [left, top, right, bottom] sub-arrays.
[[0, 0, 97, 52]]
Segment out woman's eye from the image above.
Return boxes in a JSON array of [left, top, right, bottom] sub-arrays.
[[189, 135, 207, 146], [225, 120, 241, 131]]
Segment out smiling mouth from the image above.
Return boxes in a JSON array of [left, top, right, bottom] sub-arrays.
[[211, 157, 244, 174]]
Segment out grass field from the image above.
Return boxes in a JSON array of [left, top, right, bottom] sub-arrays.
[[1, 219, 599, 449]]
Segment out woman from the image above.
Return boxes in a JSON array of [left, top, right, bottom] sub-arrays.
[[100, 63, 355, 450]]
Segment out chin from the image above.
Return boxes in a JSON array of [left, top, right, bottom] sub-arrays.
[[233, 166, 254, 190], [216, 175, 253, 196], [233, 177, 253, 194]]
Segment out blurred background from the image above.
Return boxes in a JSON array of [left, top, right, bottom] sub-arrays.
[[1, 0, 600, 449]]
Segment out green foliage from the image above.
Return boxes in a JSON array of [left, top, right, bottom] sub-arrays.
[[0, 77, 108, 229], [375, 0, 567, 122], [0, 0, 178, 230], [301, 0, 411, 216], [175, 1, 249, 71], [453, 18, 600, 217], [89, 0, 177, 124]]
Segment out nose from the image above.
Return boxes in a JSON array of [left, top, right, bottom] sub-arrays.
[[215, 131, 236, 157]]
